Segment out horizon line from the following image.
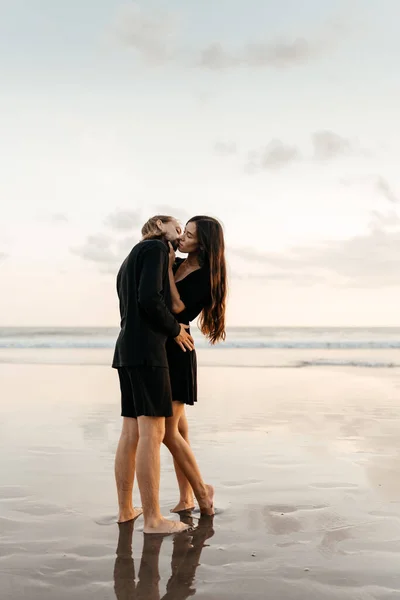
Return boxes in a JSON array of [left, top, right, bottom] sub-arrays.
[[1, 325, 400, 330]]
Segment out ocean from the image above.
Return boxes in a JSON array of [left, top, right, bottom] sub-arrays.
[[1, 327, 400, 368]]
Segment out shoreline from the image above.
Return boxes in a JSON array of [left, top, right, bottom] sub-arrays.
[[1, 346, 400, 369]]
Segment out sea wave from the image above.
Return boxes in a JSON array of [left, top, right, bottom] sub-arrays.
[[2, 340, 400, 350], [296, 359, 399, 369], [1, 327, 400, 355], [198, 359, 400, 369], [0, 352, 399, 369]]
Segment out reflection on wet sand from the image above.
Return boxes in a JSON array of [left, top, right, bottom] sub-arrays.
[[114, 515, 214, 600], [4, 358, 400, 598]]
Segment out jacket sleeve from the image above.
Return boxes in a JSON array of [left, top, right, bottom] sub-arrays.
[[138, 242, 181, 338]]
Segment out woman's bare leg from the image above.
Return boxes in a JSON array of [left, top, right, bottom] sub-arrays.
[[170, 403, 195, 512], [163, 403, 214, 516]]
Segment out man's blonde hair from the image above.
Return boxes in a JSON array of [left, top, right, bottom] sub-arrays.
[[141, 215, 174, 240]]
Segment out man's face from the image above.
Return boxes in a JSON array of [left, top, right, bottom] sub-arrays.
[[161, 219, 182, 250]]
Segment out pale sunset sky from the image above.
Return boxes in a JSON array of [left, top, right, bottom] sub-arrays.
[[1, 0, 400, 327]]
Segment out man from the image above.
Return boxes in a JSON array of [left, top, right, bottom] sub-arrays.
[[113, 215, 213, 534]]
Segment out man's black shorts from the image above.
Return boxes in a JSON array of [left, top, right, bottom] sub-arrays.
[[117, 366, 173, 418]]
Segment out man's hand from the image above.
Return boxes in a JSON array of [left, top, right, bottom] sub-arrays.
[[174, 324, 195, 352], [168, 242, 176, 270]]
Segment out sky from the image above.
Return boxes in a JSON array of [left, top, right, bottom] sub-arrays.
[[1, 0, 400, 327]]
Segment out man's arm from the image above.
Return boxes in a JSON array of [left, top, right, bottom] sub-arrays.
[[137, 242, 181, 338]]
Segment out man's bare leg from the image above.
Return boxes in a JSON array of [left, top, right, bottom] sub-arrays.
[[115, 417, 143, 523], [164, 407, 214, 516], [136, 416, 190, 534], [170, 404, 195, 513]]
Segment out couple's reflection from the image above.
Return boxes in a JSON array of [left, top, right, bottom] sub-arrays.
[[114, 514, 214, 600]]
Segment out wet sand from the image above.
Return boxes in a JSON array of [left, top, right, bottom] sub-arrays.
[[2, 350, 400, 598]]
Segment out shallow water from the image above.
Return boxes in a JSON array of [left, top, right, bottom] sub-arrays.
[[1, 353, 400, 598]]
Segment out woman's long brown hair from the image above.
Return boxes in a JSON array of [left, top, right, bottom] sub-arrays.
[[187, 216, 227, 344]]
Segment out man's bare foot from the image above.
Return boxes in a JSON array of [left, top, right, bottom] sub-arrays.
[[144, 517, 191, 535], [170, 499, 195, 514], [117, 507, 143, 524], [199, 484, 214, 516]]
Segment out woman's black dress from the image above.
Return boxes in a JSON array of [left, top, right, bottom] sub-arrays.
[[166, 258, 211, 405]]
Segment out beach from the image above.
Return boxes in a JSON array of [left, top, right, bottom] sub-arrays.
[[2, 347, 400, 599]]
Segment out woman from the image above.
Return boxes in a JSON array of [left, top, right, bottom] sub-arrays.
[[165, 215, 227, 513]]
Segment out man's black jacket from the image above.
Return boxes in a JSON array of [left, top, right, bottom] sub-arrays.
[[112, 239, 181, 368]]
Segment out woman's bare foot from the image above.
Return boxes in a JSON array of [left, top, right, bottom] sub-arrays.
[[144, 517, 191, 535], [170, 499, 195, 514], [199, 485, 214, 516], [117, 507, 143, 524]]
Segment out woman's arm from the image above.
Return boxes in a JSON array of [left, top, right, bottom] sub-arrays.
[[169, 267, 186, 314]]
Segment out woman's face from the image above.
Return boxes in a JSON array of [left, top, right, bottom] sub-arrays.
[[178, 221, 199, 254]]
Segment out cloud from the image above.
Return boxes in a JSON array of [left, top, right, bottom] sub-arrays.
[[312, 130, 354, 160], [340, 175, 399, 204], [369, 210, 400, 230], [375, 176, 399, 204], [246, 140, 301, 172], [117, 235, 138, 257], [229, 213, 400, 287], [199, 44, 240, 69], [115, 3, 178, 64], [71, 234, 119, 271], [214, 141, 237, 156], [198, 18, 347, 70], [71, 206, 192, 273], [51, 213, 69, 223], [200, 38, 317, 70], [71, 231, 141, 274], [115, 7, 346, 70], [36, 212, 69, 225], [104, 208, 142, 232], [242, 130, 362, 173], [197, 17, 348, 70], [246, 38, 317, 68]]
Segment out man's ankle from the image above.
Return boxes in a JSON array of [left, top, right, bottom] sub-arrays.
[[144, 514, 163, 527]]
